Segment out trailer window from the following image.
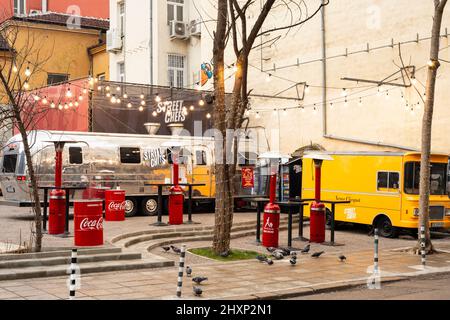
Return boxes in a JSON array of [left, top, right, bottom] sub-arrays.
[[196, 151, 207, 166], [1, 155, 17, 173], [377, 171, 399, 191], [69, 147, 83, 165], [167, 148, 191, 165], [120, 147, 141, 164]]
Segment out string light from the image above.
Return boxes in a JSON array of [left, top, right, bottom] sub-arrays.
[[305, 85, 310, 94], [111, 96, 117, 104], [74, 101, 79, 107], [106, 92, 111, 98], [127, 103, 132, 108], [24, 65, 31, 77], [377, 87, 381, 96], [313, 106, 318, 115], [411, 76, 418, 86], [140, 100, 146, 106], [66, 87, 72, 98], [58, 104, 63, 110], [117, 98, 121, 104], [64, 103, 69, 110], [78, 94, 83, 101], [33, 95, 40, 101], [116, 86, 121, 92], [23, 81, 29, 90], [140, 93, 145, 99], [301, 106, 305, 113], [50, 101, 55, 108], [358, 98, 363, 106], [255, 112, 261, 119], [244, 110, 250, 117], [139, 106, 144, 112], [12, 64, 18, 73], [123, 93, 128, 99], [83, 88, 88, 94], [282, 109, 287, 116], [155, 94, 161, 103], [97, 86, 102, 91], [330, 102, 334, 109], [206, 113, 211, 119], [344, 99, 348, 107], [105, 86, 110, 91], [199, 99, 205, 106], [272, 109, 277, 115], [266, 74, 272, 83], [385, 91, 389, 99], [42, 97, 48, 105], [189, 105, 195, 111], [152, 110, 157, 117], [341, 88, 348, 97]]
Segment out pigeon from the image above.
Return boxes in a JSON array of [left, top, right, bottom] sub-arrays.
[[266, 247, 277, 253], [290, 256, 297, 265], [339, 255, 347, 262], [193, 286, 203, 296], [311, 251, 325, 258], [192, 277, 208, 285], [279, 247, 291, 256], [186, 266, 192, 277], [161, 246, 170, 252], [266, 258, 274, 265], [272, 251, 285, 260], [220, 251, 230, 258], [291, 251, 298, 257], [256, 255, 268, 263], [301, 244, 311, 254], [170, 245, 181, 254]]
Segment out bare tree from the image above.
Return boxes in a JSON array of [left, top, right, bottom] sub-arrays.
[[0, 22, 55, 252], [417, 0, 448, 254], [212, 0, 329, 254]]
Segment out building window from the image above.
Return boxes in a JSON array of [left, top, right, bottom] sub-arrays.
[[168, 54, 185, 88], [118, 2, 125, 37], [118, 62, 125, 82], [120, 147, 141, 164], [167, 0, 184, 24], [97, 73, 106, 81], [47, 73, 69, 85], [14, 0, 26, 15]]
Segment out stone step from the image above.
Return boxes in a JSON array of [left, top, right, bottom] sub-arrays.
[[111, 215, 297, 245], [117, 216, 299, 249], [0, 258, 174, 281], [0, 252, 142, 269], [0, 247, 123, 262]]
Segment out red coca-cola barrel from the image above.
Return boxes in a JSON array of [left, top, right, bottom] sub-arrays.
[[74, 200, 104, 247], [262, 202, 281, 248], [105, 190, 126, 221]]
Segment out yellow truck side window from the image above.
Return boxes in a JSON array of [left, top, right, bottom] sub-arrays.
[[377, 172, 399, 191]]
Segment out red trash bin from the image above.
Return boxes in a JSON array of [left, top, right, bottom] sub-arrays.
[[105, 190, 126, 221], [310, 201, 326, 243], [74, 200, 104, 247], [262, 202, 280, 248]]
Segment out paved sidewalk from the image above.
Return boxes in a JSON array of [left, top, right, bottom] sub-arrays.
[[1, 245, 450, 300]]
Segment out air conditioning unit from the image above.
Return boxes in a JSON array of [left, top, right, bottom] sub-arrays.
[[106, 29, 123, 52], [169, 21, 188, 40], [189, 19, 201, 37], [29, 9, 42, 15]]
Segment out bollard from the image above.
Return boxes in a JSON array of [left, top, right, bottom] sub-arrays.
[[69, 249, 78, 300], [176, 245, 187, 298], [373, 228, 379, 274], [420, 225, 426, 267]]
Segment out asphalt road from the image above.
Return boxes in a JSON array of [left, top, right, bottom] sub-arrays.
[[291, 273, 450, 300]]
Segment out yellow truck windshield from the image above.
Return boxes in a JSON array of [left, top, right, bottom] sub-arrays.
[[404, 162, 447, 195]]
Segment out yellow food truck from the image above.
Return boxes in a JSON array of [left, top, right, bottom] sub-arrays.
[[302, 152, 450, 238]]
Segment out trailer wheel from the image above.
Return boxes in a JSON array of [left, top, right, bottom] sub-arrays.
[[141, 197, 158, 216], [376, 216, 398, 238], [124, 198, 138, 217]]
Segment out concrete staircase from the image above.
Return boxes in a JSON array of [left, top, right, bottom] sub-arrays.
[[112, 216, 300, 253], [0, 247, 174, 281]]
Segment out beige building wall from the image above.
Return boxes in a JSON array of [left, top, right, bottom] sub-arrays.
[[235, 0, 450, 155]]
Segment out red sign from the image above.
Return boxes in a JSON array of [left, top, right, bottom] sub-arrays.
[[241, 167, 255, 188]]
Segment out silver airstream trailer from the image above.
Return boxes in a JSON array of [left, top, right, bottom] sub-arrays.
[[0, 129, 268, 216]]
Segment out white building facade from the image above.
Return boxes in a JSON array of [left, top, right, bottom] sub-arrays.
[[107, 0, 450, 155]]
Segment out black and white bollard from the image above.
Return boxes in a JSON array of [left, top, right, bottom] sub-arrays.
[[373, 228, 379, 274], [69, 249, 78, 300], [420, 225, 426, 268], [176, 244, 187, 298]]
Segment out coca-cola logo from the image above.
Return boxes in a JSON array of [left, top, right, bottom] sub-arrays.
[[80, 217, 103, 231], [108, 201, 126, 211]]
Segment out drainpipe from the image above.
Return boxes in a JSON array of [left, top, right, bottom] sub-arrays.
[[150, 0, 153, 85], [41, 0, 47, 12], [320, 1, 416, 152]]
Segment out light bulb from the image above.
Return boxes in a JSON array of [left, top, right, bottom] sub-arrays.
[[111, 96, 117, 104], [106, 93, 111, 98], [66, 88, 72, 98], [152, 110, 157, 117], [183, 108, 188, 116], [116, 86, 121, 92], [74, 101, 79, 107], [139, 106, 144, 112], [189, 105, 195, 111], [24, 66, 31, 77], [341, 88, 348, 97], [206, 113, 211, 119], [88, 77, 94, 85], [330, 103, 334, 109], [301, 107, 305, 113], [97, 86, 102, 91], [116, 98, 121, 104], [273, 109, 277, 115], [313, 107, 318, 115], [140, 100, 146, 106], [266, 74, 272, 82], [64, 103, 69, 110], [33, 95, 40, 101], [58, 104, 63, 110], [377, 87, 381, 96], [12, 65, 18, 73], [358, 98, 363, 106], [105, 86, 110, 91], [199, 99, 205, 106], [305, 85, 310, 94], [127, 103, 132, 108], [78, 95, 83, 101], [385, 91, 389, 99], [245, 110, 250, 117], [344, 99, 348, 107], [155, 95, 161, 103], [411, 77, 417, 86], [42, 97, 48, 105], [140, 94, 145, 99], [83, 88, 88, 94], [255, 112, 261, 119], [50, 102, 56, 109], [123, 93, 128, 99], [69, 102, 74, 107], [23, 81, 29, 90]]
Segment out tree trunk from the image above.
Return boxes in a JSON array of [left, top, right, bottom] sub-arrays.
[[212, 0, 231, 255], [417, 0, 447, 254], [14, 110, 43, 252]]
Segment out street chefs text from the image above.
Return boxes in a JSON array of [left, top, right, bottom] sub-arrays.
[[157, 100, 186, 123]]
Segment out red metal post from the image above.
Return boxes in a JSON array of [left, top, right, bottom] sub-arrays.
[[54, 143, 63, 188], [314, 160, 322, 201], [269, 174, 277, 203]]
